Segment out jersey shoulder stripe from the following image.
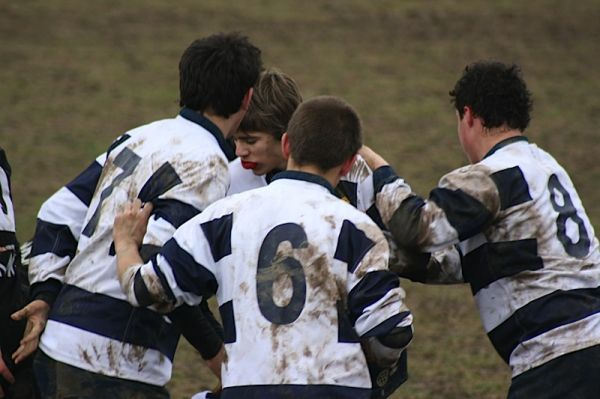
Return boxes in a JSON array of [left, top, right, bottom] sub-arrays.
[[200, 212, 233, 262], [430, 187, 493, 240], [334, 219, 375, 273], [65, 160, 103, 207], [161, 238, 218, 297], [489, 166, 533, 210], [137, 161, 183, 202], [152, 199, 200, 228], [30, 219, 77, 258]]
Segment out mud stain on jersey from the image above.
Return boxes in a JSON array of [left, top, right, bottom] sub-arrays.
[[125, 345, 148, 372], [303, 346, 313, 358], [142, 270, 174, 312], [239, 281, 249, 295], [440, 164, 500, 215], [375, 182, 413, 226], [323, 215, 337, 230], [79, 346, 93, 366], [270, 324, 281, 353], [304, 251, 338, 300], [354, 222, 389, 279], [106, 341, 118, 371], [180, 155, 229, 207]]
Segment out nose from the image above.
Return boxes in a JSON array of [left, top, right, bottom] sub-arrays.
[[236, 142, 249, 157]]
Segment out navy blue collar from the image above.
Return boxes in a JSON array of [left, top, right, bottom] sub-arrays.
[[271, 170, 340, 197], [179, 107, 236, 161], [265, 169, 283, 184], [483, 135, 529, 159]]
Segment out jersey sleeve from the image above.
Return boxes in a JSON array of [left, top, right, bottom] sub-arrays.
[[336, 218, 414, 364], [121, 206, 229, 312], [373, 164, 501, 252], [387, 233, 464, 284], [28, 153, 106, 303]]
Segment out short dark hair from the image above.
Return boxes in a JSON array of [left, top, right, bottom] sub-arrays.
[[179, 32, 262, 118], [287, 96, 362, 171], [450, 61, 533, 131], [239, 68, 302, 140]]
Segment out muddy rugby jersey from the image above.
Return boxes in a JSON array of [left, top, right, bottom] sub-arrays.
[[28, 108, 232, 385], [373, 136, 600, 377], [121, 171, 413, 398], [0, 148, 16, 282], [0, 148, 20, 325], [228, 155, 385, 229]]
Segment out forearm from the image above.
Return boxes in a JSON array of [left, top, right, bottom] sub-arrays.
[[114, 239, 143, 285], [358, 145, 390, 171]]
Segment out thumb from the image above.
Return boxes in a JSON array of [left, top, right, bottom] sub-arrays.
[[11, 305, 30, 321]]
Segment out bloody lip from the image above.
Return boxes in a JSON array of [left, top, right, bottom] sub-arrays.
[[241, 161, 258, 169]]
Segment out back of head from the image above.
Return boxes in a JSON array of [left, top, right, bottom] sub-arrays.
[[287, 96, 362, 171], [240, 68, 303, 140], [179, 32, 262, 118], [450, 61, 533, 131]]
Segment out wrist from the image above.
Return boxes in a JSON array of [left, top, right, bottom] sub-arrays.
[[114, 238, 139, 254]]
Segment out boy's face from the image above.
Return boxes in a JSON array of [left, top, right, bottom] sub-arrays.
[[233, 130, 287, 176]]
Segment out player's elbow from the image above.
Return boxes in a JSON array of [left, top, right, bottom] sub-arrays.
[[363, 326, 413, 368], [379, 325, 413, 349]]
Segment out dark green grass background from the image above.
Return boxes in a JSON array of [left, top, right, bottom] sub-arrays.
[[2, 1, 599, 398]]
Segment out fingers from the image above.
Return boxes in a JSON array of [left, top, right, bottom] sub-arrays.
[[116, 199, 152, 221], [0, 353, 16, 385], [114, 200, 154, 251], [11, 300, 50, 322], [11, 341, 36, 365], [12, 323, 42, 364], [10, 301, 49, 364], [12, 322, 42, 364]]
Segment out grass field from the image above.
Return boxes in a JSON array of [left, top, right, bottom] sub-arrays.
[[2, 1, 599, 398]]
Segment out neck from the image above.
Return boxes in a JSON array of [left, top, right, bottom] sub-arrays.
[[203, 110, 244, 139], [286, 160, 343, 188], [474, 128, 522, 163]]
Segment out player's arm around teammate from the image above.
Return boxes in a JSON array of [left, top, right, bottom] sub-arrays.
[[12, 33, 262, 398], [362, 61, 600, 398], [113, 96, 413, 399]]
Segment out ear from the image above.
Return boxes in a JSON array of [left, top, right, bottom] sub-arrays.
[[463, 106, 476, 128], [339, 154, 357, 177], [241, 87, 254, 111], [281, 132, 291, 160]]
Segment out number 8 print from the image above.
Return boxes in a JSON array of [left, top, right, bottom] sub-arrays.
[[547, 174, 591, 258]]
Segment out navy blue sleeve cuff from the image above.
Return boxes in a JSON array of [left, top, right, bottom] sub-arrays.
[[169, 301, 224, 359], [373, 166, 400, 193], [30, 279, 62, 306]]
